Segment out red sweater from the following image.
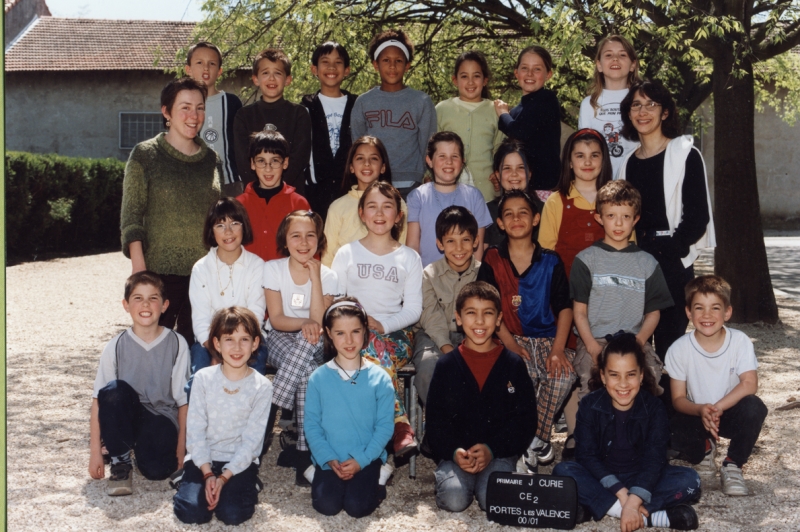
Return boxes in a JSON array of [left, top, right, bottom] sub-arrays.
[[460, 342, 504, 391], [237, 182, 310, 262]]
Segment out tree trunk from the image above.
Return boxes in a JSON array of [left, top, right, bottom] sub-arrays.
[[711, 45, 779, 323]]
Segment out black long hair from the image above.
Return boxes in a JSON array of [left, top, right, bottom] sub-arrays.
[[588, 333, 658, 395]]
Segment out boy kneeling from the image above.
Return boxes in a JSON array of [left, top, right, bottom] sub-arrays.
[[666, 275, 767, 496], [425, 281, 536, 512], [89, 272, 190, 496]]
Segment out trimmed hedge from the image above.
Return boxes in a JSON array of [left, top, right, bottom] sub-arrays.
[[6, 151, 126, 256]]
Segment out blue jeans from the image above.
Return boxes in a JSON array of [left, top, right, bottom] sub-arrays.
[[553, 461, 701, 521], [434, 456, 517, 512], [173, 460, 260, 526], [97, 379, 177, 480], [312, 459, 382, 517], [185, 340, 269, 398]]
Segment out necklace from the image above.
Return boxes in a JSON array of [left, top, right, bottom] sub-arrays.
[[333, 358, 361, 385], [639, 137, 669, 159], [216, 253, 234, 296], [222, 367, 250, 394]]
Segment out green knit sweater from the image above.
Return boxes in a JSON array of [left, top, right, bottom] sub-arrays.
[[121, 133, 221, 276]]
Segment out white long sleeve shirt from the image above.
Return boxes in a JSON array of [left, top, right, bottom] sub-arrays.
[[331, 240, 423, 333], [185, 365, 273, 475], [189, 247, 266, 345]]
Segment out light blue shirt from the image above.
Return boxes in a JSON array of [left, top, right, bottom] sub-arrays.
[[407, 182, 493, 267], [304, 361, 394, 469]]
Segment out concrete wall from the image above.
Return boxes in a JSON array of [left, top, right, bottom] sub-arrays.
[[698, 94, 800, 225], [5, 70, 252, 161]]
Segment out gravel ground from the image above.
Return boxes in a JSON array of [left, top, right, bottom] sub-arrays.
[[7, 251, 800, 531]]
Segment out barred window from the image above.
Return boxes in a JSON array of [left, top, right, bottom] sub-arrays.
[[119, 112, 166, 149]]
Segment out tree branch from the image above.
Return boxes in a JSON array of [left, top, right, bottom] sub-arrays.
[[754, 23, 800, 60]]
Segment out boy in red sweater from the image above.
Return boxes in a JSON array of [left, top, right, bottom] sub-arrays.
[[237, 131, 310, 262]]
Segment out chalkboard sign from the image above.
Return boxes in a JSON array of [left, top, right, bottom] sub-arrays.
[[486, 472, 577, 529]]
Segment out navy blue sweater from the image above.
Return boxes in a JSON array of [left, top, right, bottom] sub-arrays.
[[575, 388, 669, 503], [497, 88, 561, 191], [425, 346, 537, 462]]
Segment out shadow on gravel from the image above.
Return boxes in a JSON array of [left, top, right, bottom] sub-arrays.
[[81, 475, 173, 519], [694, 477, 772, 526], [8, 247, 120, 267]]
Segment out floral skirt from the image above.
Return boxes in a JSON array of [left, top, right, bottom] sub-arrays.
[[361, 328, 414, 424]]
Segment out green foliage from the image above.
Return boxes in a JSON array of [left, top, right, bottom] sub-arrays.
[[5, 152, 126, 257], [174, 0, 800, 131], [755, 53, 800, 126]]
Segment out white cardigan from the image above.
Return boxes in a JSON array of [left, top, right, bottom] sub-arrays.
[[617, 135, 716, 268], [189, 247, 266, 345]]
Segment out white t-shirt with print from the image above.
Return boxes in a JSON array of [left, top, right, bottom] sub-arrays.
[[578, 88, 639, 178], [262, 257, 339, 329], [331, 240, 423, 334], [318, 94, 348, 155]]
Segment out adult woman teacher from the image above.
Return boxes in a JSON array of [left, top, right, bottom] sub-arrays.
[[120, 77, 221, 343], [617, 79, 715, 360]]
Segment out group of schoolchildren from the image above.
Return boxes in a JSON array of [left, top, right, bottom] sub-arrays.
[[89, 29, 769, 530]]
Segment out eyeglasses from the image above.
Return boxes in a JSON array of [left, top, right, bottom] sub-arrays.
[[213, 221, 243, 232], [253, 159, 284, 169], [630, 101, 662, 113]]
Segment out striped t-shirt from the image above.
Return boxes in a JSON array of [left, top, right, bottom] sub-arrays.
[[570, 241, 673, 337]]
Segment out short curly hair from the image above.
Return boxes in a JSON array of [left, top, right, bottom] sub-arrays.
[[252, 48, 292, 77], [596, 180, 642, 217]]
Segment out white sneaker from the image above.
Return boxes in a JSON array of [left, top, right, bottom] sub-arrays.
[[697, 439, 717, 475], [531, 441, 554, 465], [720, 463, 749, 496], [379, 462, 394, 485]]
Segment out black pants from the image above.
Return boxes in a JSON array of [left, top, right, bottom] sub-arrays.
[[311, 459, 382, 517], [97, 379, 178, 480], [669, 395, 768, 466], [158, 274, 193, 343], [637, 234, 695, 361]]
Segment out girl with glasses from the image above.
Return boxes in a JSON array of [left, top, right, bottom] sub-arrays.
[[186, 197, 269, 396]]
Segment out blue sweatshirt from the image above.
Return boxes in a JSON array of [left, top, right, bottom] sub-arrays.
[[305, 360, 395, 470]]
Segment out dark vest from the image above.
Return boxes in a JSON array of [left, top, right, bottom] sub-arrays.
[[301, 91, 358, 219]]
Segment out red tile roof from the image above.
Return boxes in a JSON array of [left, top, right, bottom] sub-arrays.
[[5, 17, 196, 71]]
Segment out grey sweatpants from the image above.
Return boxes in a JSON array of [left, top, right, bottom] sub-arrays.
[[411, 330, 464, 404]]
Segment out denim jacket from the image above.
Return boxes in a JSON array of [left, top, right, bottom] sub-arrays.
[[574, 388, 668, 503]]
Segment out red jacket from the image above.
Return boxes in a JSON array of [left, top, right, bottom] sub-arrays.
[[237, 182, 310, 262]]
